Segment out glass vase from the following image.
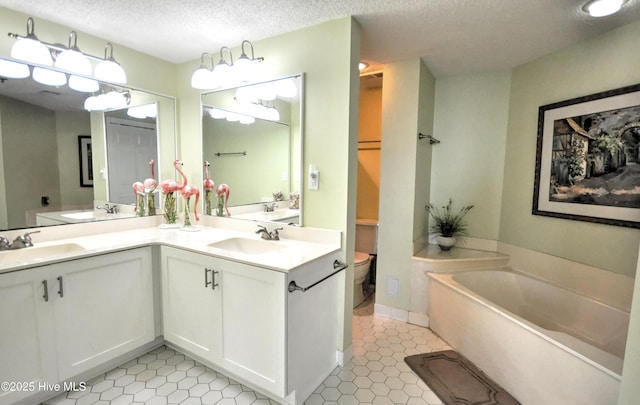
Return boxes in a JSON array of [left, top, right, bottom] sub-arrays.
[[205, 189, 213, 216], [160, 192, 180, 228], [136, 194, 145, 217]]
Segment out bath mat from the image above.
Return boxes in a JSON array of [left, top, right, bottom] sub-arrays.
[[405, 350, 520, 405]]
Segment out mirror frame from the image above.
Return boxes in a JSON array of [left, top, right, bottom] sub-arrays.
[[199, 73, 305, 226]]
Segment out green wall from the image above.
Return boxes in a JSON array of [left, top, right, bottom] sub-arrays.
[[377, 59, 435, 311], [176, 17, 362, 350], [431, 72, 511, 240], [500, 20, 640, 277]]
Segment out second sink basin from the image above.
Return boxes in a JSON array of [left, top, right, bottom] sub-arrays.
[[208, 237, 284, 255], [0, 243, 85, 267]]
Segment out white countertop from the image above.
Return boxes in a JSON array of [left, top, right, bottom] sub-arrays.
[[0, 218, 341, 274]]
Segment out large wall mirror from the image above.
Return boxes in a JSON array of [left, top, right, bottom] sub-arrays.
[[0, 57, 176, 231], [201, 74, 304, 225]]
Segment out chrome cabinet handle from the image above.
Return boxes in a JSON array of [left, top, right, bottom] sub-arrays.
[[204, 268, 212, 288], [42, 280, 49, 302], [57, 276, 64, 298], [212, 270, 219, 290]]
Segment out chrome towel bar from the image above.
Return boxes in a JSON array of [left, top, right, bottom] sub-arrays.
[[288, 260, 348, 293]]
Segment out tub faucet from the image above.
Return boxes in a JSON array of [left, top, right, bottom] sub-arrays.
[[256, 225, 283, 240], [97, 203, 118, 214], [10, 231, 40, 250]]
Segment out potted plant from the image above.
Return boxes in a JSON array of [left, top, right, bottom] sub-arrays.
[[425, 198, 473, 251]]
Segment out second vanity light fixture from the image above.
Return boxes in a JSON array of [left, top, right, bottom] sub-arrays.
[[6, 17, 127, 90], [191, 40, 264, 90]]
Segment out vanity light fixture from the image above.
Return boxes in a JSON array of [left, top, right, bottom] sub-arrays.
[[94, 43, 127, 84], [127, 103, 157, 119], [235, 40, 264, 82], [84, 86, 130, 111], [10, 17, 52, 66], [212, 46, 234, 84], [191, 52, 217, 89], [8, 17, 128, 89], [582, 0, 627, 17], [191, 40, 264, 89]]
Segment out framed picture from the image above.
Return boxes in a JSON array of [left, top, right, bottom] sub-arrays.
[[533, 84, 640, 228], [78, 135, 93, 187]]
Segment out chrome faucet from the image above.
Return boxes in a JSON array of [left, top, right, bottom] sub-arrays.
[[263, 203, 277, 212], [97, 203, 118, 214], [10, 231, 40, 250], [0, 236, 10, 250], [256, 225, 283, 240]]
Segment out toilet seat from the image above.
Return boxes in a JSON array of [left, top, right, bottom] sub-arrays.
[[354, 251, 370, 266]]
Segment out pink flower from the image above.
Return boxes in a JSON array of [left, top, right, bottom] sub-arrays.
[[216, 183, 230, 197]]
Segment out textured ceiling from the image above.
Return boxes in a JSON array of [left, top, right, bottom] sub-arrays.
[[0, 0, 639, 77]]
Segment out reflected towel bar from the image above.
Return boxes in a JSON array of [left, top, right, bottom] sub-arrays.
[[215, 151, 246, 156], [418, 133, 440, 144], [288, 260, 348, 293]]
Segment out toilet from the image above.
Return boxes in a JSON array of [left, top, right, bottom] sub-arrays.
[[354, 219, 378, 307]]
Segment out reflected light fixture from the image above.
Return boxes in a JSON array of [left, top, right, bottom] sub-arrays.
[[0, 59, 30, 78], [69, 75, 100, 92], [32, 66, 66, 86], [582, 0, 627, 17]]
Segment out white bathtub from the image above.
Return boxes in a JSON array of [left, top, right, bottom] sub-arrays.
[[428, 268, 630, 405]]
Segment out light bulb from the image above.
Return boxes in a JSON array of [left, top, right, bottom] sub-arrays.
[[0, 59, 30, 78], [274, 78, 298, 98], [55, 49, 92, 75], [94, 59, 127, 84], [32, 67, 66, 86], [11, 38, 52, 66], [584, 0, 625, 17], [191, 67, 218, 89], [69, 75, 100, 92]]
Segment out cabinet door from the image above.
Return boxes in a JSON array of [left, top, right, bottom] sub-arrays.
[[161, 247, 222, 362], [217, 260, 286, 397], [53, 248, 155, 380], [0, 268, 57, 405]]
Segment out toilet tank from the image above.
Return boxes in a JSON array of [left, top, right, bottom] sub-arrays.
[[355, 219, 378, 254]]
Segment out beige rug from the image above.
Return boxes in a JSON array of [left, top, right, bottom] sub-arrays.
[[405, 350, 520, 405]]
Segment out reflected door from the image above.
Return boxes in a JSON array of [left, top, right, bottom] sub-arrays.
[[105, 117, 157, 204]]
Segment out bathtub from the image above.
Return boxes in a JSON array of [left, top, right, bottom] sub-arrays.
[[428, 268, 630, 405]]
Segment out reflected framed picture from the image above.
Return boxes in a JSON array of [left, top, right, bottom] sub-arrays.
[[532, 84, 640, 229], [78, 135, 93, 187]]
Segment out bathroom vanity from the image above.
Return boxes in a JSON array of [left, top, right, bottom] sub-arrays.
[[0, 218, 342, 405]]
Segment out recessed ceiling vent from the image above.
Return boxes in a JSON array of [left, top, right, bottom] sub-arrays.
[[38, 90, 62, 97]]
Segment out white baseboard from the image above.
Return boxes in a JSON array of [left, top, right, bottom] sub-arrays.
[[408, 311, 429, 327], [336, 345, 353, 367], [374, 303, 409, 322]]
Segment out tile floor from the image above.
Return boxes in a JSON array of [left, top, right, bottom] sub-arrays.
[[46, 296, 450, 405]]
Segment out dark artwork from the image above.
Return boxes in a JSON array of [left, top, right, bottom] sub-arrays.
[[549, 104, 640, 209]]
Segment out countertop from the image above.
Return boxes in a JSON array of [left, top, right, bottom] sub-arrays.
[[0, 220, 341, 274]]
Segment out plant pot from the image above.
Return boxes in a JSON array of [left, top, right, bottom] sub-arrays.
[[436, 236, 456, 251]]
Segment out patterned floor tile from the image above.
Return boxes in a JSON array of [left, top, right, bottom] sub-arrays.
[[44, 296, 447, 404]]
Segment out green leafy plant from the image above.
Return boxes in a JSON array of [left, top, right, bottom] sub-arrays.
[[425, 198, 473, 238]]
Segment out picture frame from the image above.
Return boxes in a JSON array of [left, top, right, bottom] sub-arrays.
[[532, 84, 640, 229], [78, 135, 93, 187]]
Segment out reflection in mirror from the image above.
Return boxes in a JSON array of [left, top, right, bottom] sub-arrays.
[[104, 106, 158, 205], [201, 74, 303, 225], [0, 57, 176, 231]]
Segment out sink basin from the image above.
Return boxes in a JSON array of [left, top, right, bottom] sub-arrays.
[[0, 243, 85, 266], [61, 211, 97, 220], [208, 237, 284, 255]]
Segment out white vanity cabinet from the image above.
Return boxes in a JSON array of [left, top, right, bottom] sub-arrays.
[[0, 248, 155, 405], [160, 245, 341, 404], [160, 246, 287, 397]]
